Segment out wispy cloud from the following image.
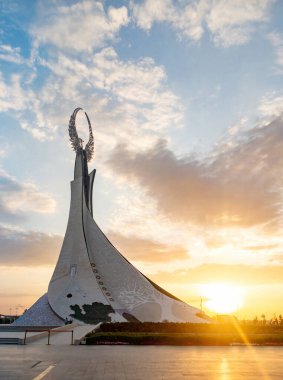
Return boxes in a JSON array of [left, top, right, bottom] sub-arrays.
[[0, 169, 56, 219], [152, 263, 283, 286], [0, 44, 25, 64], [30, 1, 128, 52], [108, 231, 188, 262], [0, 73, 28, 112], [0, 224, 61, 267], [107, 116, 283, 230], [0, 46, 183, 152], [206, 0, 273, 47], [133, 0, 274, 47], [259, 92, 283, 119], [268, 31, 283, 71]]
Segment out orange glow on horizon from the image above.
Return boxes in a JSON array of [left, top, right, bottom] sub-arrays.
[[198, 283, 245, 314]]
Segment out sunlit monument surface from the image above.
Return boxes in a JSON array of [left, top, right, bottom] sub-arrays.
[[15, 108, 208, 326]]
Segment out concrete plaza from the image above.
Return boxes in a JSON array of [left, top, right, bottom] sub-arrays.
[[0, 345, 283, 380]]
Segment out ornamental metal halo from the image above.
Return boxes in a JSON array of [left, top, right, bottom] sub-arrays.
[[68, 107, 94, 162]]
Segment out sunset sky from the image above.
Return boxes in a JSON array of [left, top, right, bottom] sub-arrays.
[[1, 0, 283, 319]]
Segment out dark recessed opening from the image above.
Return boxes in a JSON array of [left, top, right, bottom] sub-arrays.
[[66, 293, 73, 298]]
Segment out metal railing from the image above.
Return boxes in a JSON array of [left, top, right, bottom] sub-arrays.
[[23, 329, 74, 345]]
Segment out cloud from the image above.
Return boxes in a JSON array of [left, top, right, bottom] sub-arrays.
[[43, 47, 181, 130], [107, 116, 283, 229], [0, 2, 183, 147], [0, 169, 56, 219], [30, 1, 128, 52], [107, 231, 188, 262], [0, 73, 28, 112], [258, 92, 283, 120], [205, 0, 272, 47], [0, 224, 62, 267], [132, 0, 176, 31], [152, 263, 283, 286], [0, 71, 55, 141], [268, 32, 283, 69], [1, 45, 182, 154], [0, 138, 8, 159], [133, 0, 274, 47], [242, 244, 279, 251], [0, 44, 25, 64]]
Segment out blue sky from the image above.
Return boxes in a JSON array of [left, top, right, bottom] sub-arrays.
[[1, 0, 283, 317]]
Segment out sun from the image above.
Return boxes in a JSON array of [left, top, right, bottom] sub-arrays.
[[198, 283, 245, 314]]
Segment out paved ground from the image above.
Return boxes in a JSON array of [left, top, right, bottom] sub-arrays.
[[0, 345, 283, 380]]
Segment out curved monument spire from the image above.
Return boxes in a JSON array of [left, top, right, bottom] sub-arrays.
[[15, 109, 209, 326]]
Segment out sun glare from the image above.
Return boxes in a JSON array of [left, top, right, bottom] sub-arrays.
[[198, 283, 245, 314]]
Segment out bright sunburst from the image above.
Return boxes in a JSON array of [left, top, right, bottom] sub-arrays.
[[198, 283, 245, 314]]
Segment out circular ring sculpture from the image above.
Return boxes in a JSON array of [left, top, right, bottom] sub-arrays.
[[68, 107, 94, 162]]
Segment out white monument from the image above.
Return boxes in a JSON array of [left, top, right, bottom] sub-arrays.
[[14, 108, 209, 326]]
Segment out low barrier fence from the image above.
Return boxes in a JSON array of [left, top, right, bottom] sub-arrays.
[[23, 329, 74, 345]]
